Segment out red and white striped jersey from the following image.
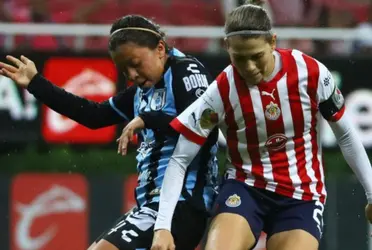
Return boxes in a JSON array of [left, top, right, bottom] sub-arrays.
[[170, 49, 346, 204]]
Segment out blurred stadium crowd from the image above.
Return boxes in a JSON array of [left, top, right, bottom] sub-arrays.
[[1, 0, 372, 55]]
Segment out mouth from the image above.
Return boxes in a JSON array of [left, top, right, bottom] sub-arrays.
[[243, 72, 259, 79]]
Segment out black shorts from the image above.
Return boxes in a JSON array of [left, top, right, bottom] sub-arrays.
[[213, 179, 325, 248], [95, 201, 207, 250]]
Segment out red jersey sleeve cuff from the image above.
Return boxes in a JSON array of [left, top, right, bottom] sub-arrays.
[[170, 118, 207, 145], [329, 105, 345, 122]]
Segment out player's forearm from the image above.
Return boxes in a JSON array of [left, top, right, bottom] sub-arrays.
[[329, 114, 372, 203], [155, 157, 186, 231], [155, 135, 201, 231], [27, 73, 121, 129]]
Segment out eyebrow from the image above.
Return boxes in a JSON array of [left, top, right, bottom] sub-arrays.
[[231, 51, 265, 57], [120, 58, 138, 66]]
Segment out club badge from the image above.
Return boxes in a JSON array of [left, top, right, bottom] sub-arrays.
[[225, 194, 241, 208], [265, 101, 281, 121]]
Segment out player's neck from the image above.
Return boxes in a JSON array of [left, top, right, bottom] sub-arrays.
[[163, 53, 169, 65], [161, 53, 170, 72]]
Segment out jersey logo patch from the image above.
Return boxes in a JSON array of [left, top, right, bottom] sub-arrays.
[[332, 87, 344, 109], [225, 194, 241, 207], [323, 71, 331, 86], [150, 89, 166, 111], [182, 74, 208, 92], [265, 101, 281, 120], [200, 108, 219, 129], [195, 88, 205, 98], [262, 89, 276, 100], [265, 133, 288, 151], [186, 63, 200, 74]]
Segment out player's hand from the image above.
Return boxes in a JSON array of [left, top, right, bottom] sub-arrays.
[[365, 204, 372, 224], [151, 229, 175, 250], [0, 55, 38, 88], [117, 116, 145, 156]]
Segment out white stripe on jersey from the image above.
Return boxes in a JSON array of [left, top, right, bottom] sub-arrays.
[[292, 50, 319, 199], [316, 113, 327, 200], [277, 72, 303, 200], [249, 85, 277, 191], [226, 67, 256, 186]]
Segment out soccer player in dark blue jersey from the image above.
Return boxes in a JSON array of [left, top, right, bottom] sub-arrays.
[[0, 15, 219, 250]]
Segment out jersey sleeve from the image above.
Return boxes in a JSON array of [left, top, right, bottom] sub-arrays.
[[138, 112, 177, 136], [329, 113, 372, 203], [27, 73, 129, 129], [108, 85, 137, 121], [171, 57, 215, 113], [154, 134, 202, 231], [170, 79, 225, 145], [317, 62, 345, 122]]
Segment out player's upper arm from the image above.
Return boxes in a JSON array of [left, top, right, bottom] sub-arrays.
[[317, 62, 345, 122], [170, 79, 225, 145], [108, 85, 137, 121], [171, 57, 215, 113]]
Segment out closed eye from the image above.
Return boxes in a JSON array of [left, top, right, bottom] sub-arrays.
[[251, 53, 264, 60]]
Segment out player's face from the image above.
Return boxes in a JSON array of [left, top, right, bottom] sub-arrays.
[[226, 35, 276, 85], [110, 41, 167, 88]]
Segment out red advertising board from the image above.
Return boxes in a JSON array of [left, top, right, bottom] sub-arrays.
[[42, 58, 117, 144], [123, 174, 138, 213], [10, 173, 88, 250]]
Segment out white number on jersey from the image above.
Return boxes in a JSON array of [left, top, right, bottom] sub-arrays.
[[313, 200, 325, 236]]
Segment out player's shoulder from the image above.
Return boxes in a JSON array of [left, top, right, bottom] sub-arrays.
[[279, 48, 328, 76], [214, 64, 234, 84], [168, 47, 205, 70], [171, 56, 207, 77], [284, 49, 324, 66], [166, 51, 212, 95], [169, 56, 209, 82]]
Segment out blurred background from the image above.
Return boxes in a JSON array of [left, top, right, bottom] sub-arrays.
[[0, 0, 372, 249]]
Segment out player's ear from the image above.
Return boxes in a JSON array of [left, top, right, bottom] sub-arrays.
[[270, 34, 277, 51], [157, 40, 166, 59], [224, 37, 230, 50]]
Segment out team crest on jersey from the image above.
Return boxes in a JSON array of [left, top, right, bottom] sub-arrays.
[[225, 194, 241, 207], [150, 88, 166, 111], [200, 108, 219, 129], [265, 101, 281, 120]]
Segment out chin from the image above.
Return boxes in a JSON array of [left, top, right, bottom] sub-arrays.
[[141, 81, 154, 89], [146, 82, 156, 88], [244, 75, 262, 85]]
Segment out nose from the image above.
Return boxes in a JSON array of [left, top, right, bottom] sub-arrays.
[[246, 60, 256, 73], [127, 67, 139, 81]]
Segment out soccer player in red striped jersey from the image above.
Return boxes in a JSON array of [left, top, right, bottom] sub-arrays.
[[151, 3, 372, 250]]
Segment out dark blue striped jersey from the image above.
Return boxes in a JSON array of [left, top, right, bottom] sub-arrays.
[[109, 48, 219, 212], [26, 48, 218, 212]]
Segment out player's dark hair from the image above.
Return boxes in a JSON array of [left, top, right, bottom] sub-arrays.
[[108, 15, 168, 52], [225, 2, 272, 42]]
